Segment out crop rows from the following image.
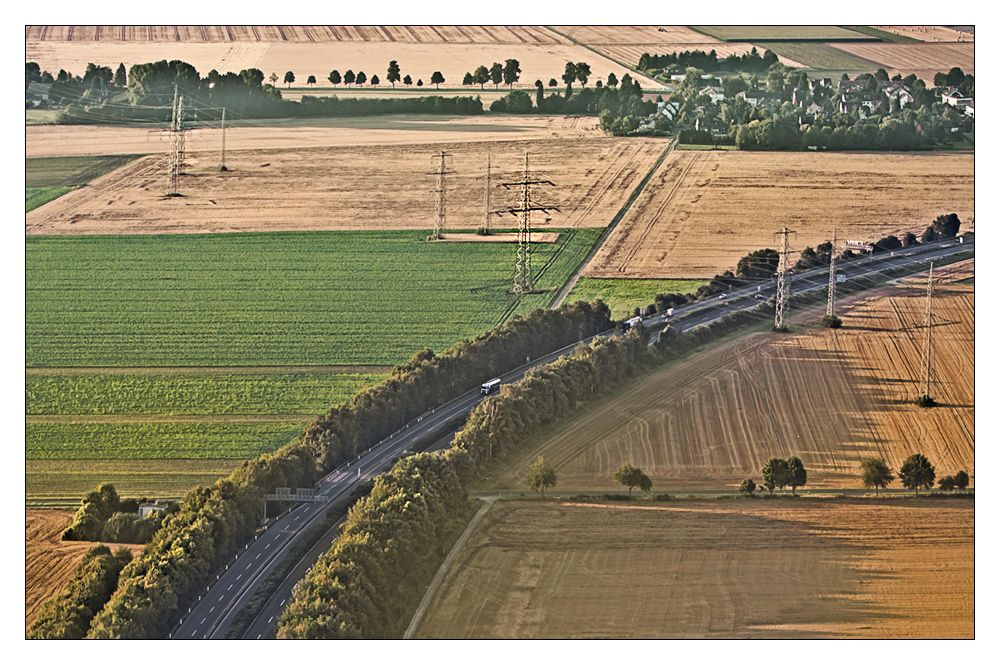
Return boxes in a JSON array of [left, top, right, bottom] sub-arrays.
[[27, 229, 600, 367], [26, 372, 387, 416], [26, 422, 304, 460], [564, 278, 708, 319], [25, 154, 141, 188]]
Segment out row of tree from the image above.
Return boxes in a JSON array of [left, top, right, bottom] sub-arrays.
[[638, 47, 780, 75], [861, 455, 970, 495], [27, 545, 133, 639]]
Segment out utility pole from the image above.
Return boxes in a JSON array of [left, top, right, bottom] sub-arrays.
[[827, 229, 837, 318], [495, 153, 558, 294], [774, 227, 795, 330], [218, 107, 227, 171], [429, 151, 454, 239], [919, 262, 934, 403]]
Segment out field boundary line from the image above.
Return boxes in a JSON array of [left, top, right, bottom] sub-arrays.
[[404, 495, 498, 639], [548, 139, 676, 309]]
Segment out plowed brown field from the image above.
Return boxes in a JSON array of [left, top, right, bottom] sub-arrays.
[[414, 499, 973, 638], [585, 150, 974, 279], [25, 510, 144, 631], [26, 137, 669, 235], [829, 42, 975, 78], [494, 262, 974, 491]]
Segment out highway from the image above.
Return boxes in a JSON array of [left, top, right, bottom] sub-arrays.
[[173, 234, 972, 639]]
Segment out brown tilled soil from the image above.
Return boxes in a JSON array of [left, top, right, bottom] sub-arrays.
[[414, 499, 973, 639], [494, 262, 974, 492], [26, 135, 669, 235], [585, 150, 974, 279], [25, 510, 144, 632]]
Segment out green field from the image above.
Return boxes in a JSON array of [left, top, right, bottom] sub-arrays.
[[841, 26, 921, 43], [26, 371, 387, 416], [26, 422, 305, 460], [564, 278, 708, 319], [26, 186, 74, 212], [761, 42, 883, 70], [689, 25, 876, 42], [27, 229, 600, 367], [26, 154, 141, 188]]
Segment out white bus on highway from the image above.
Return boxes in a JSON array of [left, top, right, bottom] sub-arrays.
[[481, 378, 501, 395]]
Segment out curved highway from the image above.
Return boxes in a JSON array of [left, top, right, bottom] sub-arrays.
[[172, 234, 972, 639]]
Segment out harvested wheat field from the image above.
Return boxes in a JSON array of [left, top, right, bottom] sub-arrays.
[[414, 499, 973, 639], [829, 42, 974, 79], [494, 262, 974, 492], [25, 510, 143, 631], [876, 25, 974, 43], [26, 136, 669, 235], [585, 150, 974, 280], [25, 115, 603, 159], [552, 25, 716, 45]]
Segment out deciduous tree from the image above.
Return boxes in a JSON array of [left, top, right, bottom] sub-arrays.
[[462, 72, 473, 86], [575, 62, 591, 86], [307, 75, 316, 86], [387, 60, 401, 88], [762, 457, 790, 495], [328, 70, 341, 86], [283, 71, 294, 87], [403, 74, 412, 86], [524, 456, 557, 497], [430, 71, 445, 89], [114, 63, 127, 87], [473, 65, 489, 89], [613, 462, 651, 496], [344, 69, 355, 86], [899, 453, 936, 495], [787, 455, 807, 495], [489, 62, 503, 89], [502, 59, 520, 88], [860, 458, 894, 496], [954, 470, 970, 490], [356, 71, 367, 86], [739, 478, 756, 495], [607, 72, 618, 88]]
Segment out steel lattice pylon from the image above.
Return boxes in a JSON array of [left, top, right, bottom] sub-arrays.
[[493, 153, 558, 294], [167, 87, 185, 195], [827, 230, 837, 318], [775, 227, 795, 329]]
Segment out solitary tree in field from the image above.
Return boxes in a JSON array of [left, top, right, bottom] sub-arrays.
[[548, 78, 558, 87], [371, 74, 380, 86], [430, 71, 445, 89], [859, 458, 894, 496], [787, 456, 807, 496], [954, 470, 970, 490], [328, 70, 341, 86], [269, 72, 279, 86], [762, 456, 790, 495], [739, 478, 756, 496], [525, 456, 558, 497], [307, 75, 316, 86], [283, 71, 295, 87], [613, 462, 652, 496], [462, 72, 473, 87], [899, 453, 936, 495], [387, 60, 401, 88]]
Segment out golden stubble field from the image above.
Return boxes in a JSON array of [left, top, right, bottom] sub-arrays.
[[494, 261, 974, 492], [26, 135, 670, 235], [414, 499, 973, 639], [25, 510, 144, 631], [829, 42, 975, 79], [25, 26, 661, 92], [585, 150, 974, 280]]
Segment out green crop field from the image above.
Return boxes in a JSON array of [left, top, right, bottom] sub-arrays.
[[565, 278, 708, 319], [689, 25, 875, 42], [26, 422, 305, 460], [26, 229, 600, 367], [26, 154, 141, 188], [26, 186, 74, 212], [761, 43, 883, 70], [26, 372, 387, 416]]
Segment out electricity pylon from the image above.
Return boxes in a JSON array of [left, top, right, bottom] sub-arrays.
[[429, 151, 454, 239], [827, 229, 837, 318], [494, 153, 558, 293], [920, 262, 934, 401], [774, 227, 796, 330], [218, 107, 227, 171], [482, 154, 492, 235], [167, 86, 185, 196]]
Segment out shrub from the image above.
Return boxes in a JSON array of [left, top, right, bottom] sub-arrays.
[[820, 315, 842, 328]]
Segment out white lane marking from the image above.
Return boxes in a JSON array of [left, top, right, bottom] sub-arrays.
[[294, 515, 301, 521], [274, 534, 281, 540], [237, 574, 242, 580], [265, 543, 270, 550], [200, 618, 206, 625], [246, 564, 252, 570], [280, 599, 285, 605], [192, 630, 197, 637], [228, 584, 233, 591], [269, 616, 274, 624], [256, 553, 261, 559], [210, 606, 215, 613]]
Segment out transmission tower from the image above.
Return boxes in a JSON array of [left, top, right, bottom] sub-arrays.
[[218, 107, 227, 171], [827, 229, 837, 318], [167, 86, 185, 196], [429, 151, 455, 239], [920, 262, 934, 400], [495, 153, 558, 294], [774, 227, 796, 330], [482, 154, 492, 235]]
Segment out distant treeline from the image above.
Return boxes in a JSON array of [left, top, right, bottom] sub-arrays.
[[638, 48, 780, 74]]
